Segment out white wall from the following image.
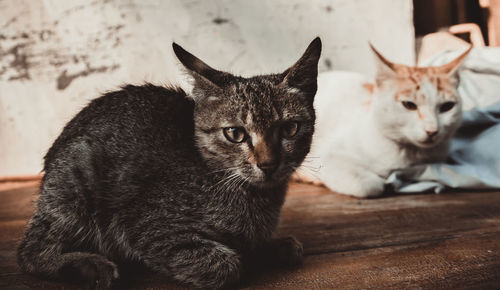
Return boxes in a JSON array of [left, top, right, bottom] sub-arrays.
[[0, 0, 414, 176]]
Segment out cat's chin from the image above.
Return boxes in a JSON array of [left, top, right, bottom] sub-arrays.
[[248, 174, 289, 189], [250, 180, 283, 189], [413, 139, 441, 149]]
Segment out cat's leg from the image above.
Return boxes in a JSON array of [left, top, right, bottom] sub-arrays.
[[253, 236, 304, 267], [17, 212, 118, 290], [319, 156, 385, 198], [18, 140, 118, 290], [140, 238, 241, 289]]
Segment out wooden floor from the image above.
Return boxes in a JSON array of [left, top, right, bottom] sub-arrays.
[[1, 182, 500, 289]]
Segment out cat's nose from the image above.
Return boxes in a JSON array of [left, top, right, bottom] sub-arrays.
[[257, 161, 278, 175], [426, 130, 438, 138]]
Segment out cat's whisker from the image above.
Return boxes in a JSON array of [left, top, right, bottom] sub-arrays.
[[219, 173, 239, 189], [299, 166, 318, 176], [224, 176, 240, 196], [295, 167, 322, 182], [230, 171, 250, 189], [219, 173, 241, 194], [206, 166, 240, 176], [300, 164, 321, 173], [210, 172, 239, 194], [303, 156, 320, 160], [289, 163, 322, 181], [300, 164, 321, 175], [301, 158, 320, 165], [235, 176, 250, 192]]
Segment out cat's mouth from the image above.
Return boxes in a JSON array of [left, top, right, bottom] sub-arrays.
[[232, 163, 294, 188], [416, 137, 440, 148], [250, 173, 279, 187], [251, 167, 294, 188]]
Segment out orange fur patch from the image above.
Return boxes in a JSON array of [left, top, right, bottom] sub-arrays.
[[417, 110, 424, 120], [362, 82, 375, 94], [389, 68, 457, 102]]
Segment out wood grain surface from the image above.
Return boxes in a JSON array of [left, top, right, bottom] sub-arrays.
[[1, 182, 499, 289]]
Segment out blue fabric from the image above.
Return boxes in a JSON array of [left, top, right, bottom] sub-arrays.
[[388, 101, 500, 193]]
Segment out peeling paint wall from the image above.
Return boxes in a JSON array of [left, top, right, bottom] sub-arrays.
[[0, 0, 414, 176]]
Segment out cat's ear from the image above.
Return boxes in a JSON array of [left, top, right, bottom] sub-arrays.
[[172, 42, 231, 90], [370, 43, 398, 85], [437, 46, 472, 76], [280, 37, 322, 96]]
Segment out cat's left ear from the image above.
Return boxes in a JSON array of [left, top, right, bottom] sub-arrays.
[[437, 46, 472, 76], [370, 43, 398, 85], [280, 37, 322, 97], [172, 42, 232, 89]]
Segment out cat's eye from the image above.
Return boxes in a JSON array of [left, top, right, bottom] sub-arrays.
[[402, 101, 418, 111], [223, 127, 247, 143], [439, 102, 456, 113], [281, 121, 299, 138]]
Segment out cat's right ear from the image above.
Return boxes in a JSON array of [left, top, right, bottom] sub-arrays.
[[172, 42, 231, 90], [280, 37, 322, 97], [370, 43, 398, 85], [437, 45, 472, 76]]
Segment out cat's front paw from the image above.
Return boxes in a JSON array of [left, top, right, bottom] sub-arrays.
[[327, 171, 385, 198], [59, 254, 119, 290], [348, 181, 384, 198], [273, 236, 304, 267]]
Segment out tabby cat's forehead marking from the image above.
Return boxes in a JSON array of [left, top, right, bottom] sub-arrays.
[[393, 68, 457, 102], [227, 77, 312, 133], [234, 80, 280, 130]]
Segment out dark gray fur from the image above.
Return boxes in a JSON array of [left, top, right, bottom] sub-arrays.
[[17, 38, 321, 289]]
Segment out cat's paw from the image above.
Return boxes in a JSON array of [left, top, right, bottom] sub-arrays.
[[347, 181, 384, 198], [326, 171, 385, 198], [165, 241, 241, 289], [273, 236, 304, 267], [59, 254, 119, 290]]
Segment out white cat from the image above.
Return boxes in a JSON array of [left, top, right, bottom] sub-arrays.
[[297, 45, 471, 197]]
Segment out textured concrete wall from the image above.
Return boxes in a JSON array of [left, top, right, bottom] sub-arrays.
[[0, 0, 414, 175]]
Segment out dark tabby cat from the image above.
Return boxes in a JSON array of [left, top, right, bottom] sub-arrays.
[[17, 37, 322, 289]]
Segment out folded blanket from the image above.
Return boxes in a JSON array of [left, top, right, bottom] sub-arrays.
[[388, 47, 500, 193]]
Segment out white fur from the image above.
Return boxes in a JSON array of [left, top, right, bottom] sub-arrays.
[[298, 71, 462, 197]]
